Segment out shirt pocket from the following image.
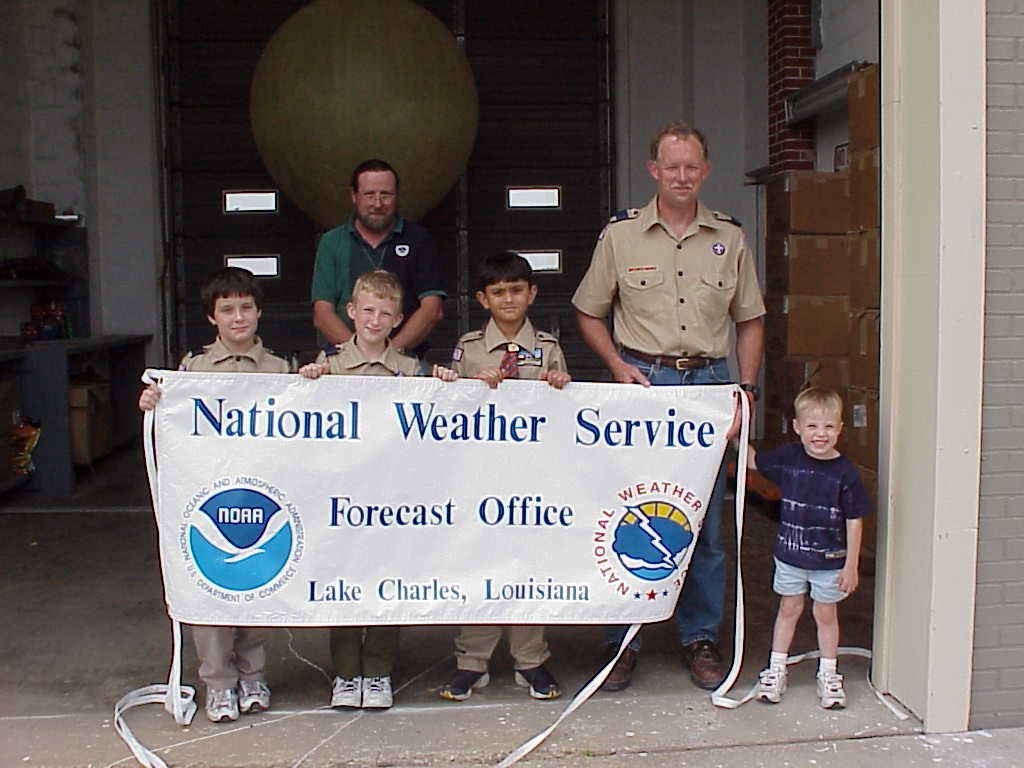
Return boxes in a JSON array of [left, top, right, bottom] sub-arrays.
[[622, 267, 665, 291], [696, 268, 737, 317]]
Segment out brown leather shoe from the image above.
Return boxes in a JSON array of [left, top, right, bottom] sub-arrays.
[[601, 648, 637, 692], [680, 640, 726, 690]]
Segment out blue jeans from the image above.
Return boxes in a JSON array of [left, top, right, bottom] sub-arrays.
[[604, 352, 731, 651]]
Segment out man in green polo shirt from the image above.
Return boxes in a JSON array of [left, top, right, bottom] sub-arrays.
[[311, 159, 446, 356]]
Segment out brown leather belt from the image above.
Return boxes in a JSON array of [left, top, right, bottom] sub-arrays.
[[621, 347, 715, 371]]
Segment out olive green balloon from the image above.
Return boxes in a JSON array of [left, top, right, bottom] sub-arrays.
[[250, 0, 478, 227]]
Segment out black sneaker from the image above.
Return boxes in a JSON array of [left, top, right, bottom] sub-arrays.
[[440, 669, 489, 701], [514, 665, 562, 700]]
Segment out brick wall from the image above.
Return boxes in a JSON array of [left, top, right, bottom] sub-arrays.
[[973, 3, 1024, 729], [767, 0, 815, 173]]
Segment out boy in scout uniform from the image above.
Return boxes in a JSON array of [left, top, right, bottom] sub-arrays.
[[138, 266, 290, 723], [434, 250, 569, 701], [573, 121, 765, 693], [300, 269, 443, 709]]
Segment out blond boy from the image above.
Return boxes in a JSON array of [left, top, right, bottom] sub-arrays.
[[748, 387, 870, 709], [300, 269, 435, 709]]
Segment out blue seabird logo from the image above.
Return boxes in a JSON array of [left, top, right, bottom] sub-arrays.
[[188, 488, 293, 591]]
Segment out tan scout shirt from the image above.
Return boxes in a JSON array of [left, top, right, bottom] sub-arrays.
[[452, 318, 567, 380], [315, 339, 422, 377], [179, 336, 290, 373], [572, 197, 765, 359]]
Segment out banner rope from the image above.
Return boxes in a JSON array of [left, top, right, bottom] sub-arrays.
[[113, 376, 197, 767]]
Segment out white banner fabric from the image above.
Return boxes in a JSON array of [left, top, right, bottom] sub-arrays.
[[146, 370, 736, 627]]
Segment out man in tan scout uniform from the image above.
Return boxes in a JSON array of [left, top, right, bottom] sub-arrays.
[[573, 120, 765, 692], [139, 266, 289, 723]]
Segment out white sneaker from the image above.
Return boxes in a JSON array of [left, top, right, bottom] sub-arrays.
[[756, 664, 787, 704], [205, 687, 239, 723], [361, 675, 393, 709], [331, 676, 362, 708], [238, 679, 271, 713], [817, 672, 847, 709]]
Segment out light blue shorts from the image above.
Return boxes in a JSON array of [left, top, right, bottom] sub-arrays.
[[773, 557, 847, 604]]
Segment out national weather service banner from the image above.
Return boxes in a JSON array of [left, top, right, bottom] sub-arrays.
[[145, 370, 735, 626]]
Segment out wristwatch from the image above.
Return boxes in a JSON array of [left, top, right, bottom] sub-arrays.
[[739, 383, 761, 401]]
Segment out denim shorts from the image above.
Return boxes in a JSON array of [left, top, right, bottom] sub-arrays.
[[773, 557, 847, 604]]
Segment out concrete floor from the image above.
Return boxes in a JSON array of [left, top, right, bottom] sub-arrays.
[[1, 446, 1019, 767]]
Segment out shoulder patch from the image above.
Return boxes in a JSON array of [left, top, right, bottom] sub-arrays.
[[608, 208, 640, 224], [322, 343, 340, 357], [713, 211, 742, 227]]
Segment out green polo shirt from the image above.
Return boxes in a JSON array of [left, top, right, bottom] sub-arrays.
[[310, 216, 445, 330]]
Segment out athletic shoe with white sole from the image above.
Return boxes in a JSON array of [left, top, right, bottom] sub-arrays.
[[238, 679, 271, 713], [756, 665, 787, 704], [817, 671, 847, 709], [514, 665, 562, 700], [331, 676, 362, 708], [205, 687, 239, 723], [361, 675, 393, 709], [440, 669, 490, 701]]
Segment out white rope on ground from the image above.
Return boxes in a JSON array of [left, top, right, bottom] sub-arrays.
[[113, 394, 198, 768], [495, 623, 643, 768]]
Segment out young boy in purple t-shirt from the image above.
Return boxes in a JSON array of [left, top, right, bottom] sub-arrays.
[[748, 387, 870, 709]]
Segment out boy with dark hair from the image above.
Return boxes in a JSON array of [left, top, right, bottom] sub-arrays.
[[434, 251, 569, 701], [748, 387, 870, 709], [139, 266, 289, 723]]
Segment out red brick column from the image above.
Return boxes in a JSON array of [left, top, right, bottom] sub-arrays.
[[768, 0, 816, 173]]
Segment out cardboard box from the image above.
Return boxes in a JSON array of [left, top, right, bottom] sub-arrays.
[[765, 294, 851, 358], [845, 386, 879, 469], [855, 464, 879, 557], [0, 380, 18, 484], [848, 64, 880, 151], [850, 148, 880, 230], [849, 228, 880, 310], [70, 381, 113, 466], [849, 309, 881, 388], [765, 235, 851, 296], [766, 171, 851, 236], [765, 355, 851, 413]]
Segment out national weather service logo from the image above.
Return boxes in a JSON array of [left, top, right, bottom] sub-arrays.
[[593, 481, 705, 601], [180, 478, 304, 599]]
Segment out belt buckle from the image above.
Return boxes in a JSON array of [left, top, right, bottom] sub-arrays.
[[674, 357, 691, 371]]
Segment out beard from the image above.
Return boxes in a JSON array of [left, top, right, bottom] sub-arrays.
[[357, 209, 396, 234]]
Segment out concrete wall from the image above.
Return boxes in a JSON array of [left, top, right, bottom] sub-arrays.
[[80, 0, 162, 345], [973, 2, 1024, 729], [613, 0, 767, 240]]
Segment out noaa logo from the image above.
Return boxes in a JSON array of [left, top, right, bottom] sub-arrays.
[[593, 481, 705, 601], [612, 500, 693, 581], [184, 483, 301, 595]]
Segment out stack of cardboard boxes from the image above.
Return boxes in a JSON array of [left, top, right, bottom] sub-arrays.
[[845, 63, 881, 508], [760, 63, 881, 545]]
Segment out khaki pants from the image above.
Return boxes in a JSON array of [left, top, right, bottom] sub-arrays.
[[455, 625, 550, 672], [192, 625, 269, 690]]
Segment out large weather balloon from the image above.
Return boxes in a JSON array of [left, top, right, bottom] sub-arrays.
[[250, 0, 478, 227]]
